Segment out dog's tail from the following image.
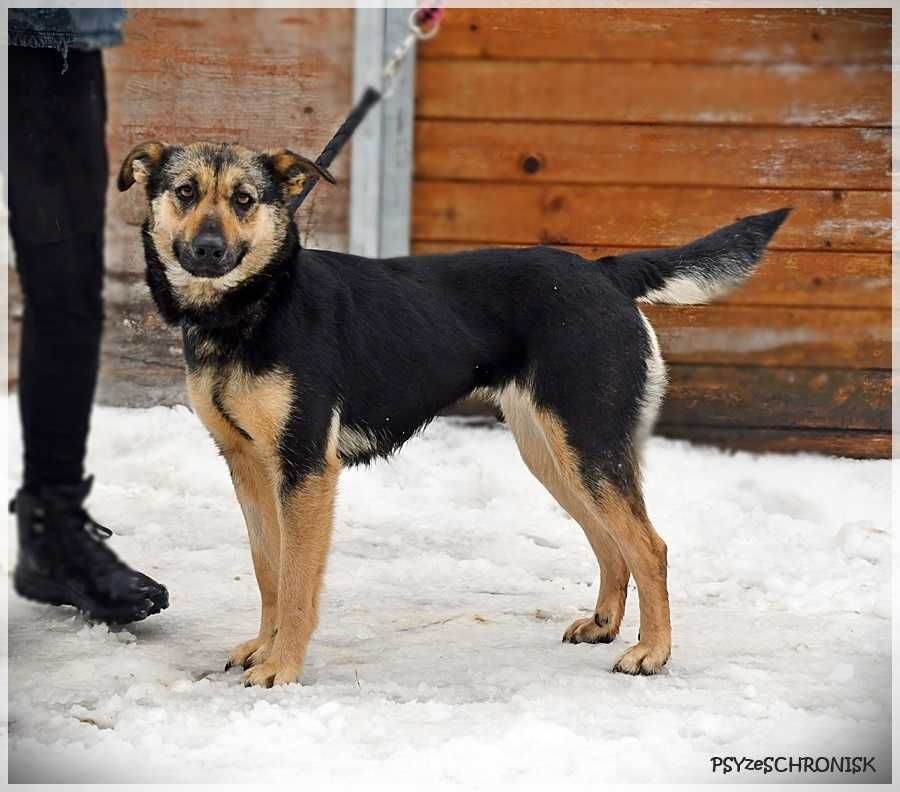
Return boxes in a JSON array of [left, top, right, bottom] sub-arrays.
[[600, 208, 791, 304]]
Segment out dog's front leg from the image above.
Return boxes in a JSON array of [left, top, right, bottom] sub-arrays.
[[225, 448, 281, 671], [241, 458, 340, 688]]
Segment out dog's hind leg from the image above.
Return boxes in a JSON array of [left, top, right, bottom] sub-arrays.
[[561, 525, 630, 645], [594, 485, 670, 674], [224, 448, 282, 671], [500, 387, 630, 645], [501, 385, 670, 674]]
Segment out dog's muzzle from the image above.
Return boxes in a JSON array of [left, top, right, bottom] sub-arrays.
[[174, 235, 242, 279]]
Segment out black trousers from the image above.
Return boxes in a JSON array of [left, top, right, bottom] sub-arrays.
[[9, 47, 108, 491]]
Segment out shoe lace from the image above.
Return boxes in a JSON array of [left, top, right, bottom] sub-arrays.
[[78, 511, 114, 541], [61, 507, 119, 575], [11, 477, 119, 574]]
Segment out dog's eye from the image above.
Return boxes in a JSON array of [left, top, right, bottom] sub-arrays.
[[175, 184, 194, 201], [234, 192, 254, 209]]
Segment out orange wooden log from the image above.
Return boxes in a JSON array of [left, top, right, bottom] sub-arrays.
[[420, 9, 891, 66], [656, 425, 891, 459], [415, 121, 890, 191], [416, 60, 890, 127], [412, 182, 890, 251], [660, 364, 890, 430], [644, 305, 889, 369]]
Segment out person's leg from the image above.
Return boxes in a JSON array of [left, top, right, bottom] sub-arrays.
[[16, 233, 104, 491], [8, 46, 168, 623], [9, 47, 108, 492]]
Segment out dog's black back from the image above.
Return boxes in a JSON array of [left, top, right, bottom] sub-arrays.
[[167, 239, 648, 489]]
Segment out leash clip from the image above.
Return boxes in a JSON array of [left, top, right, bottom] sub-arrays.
[[409, 4, 444, 41], [381, 32, 417, 96], [381, 3, 444, 96]]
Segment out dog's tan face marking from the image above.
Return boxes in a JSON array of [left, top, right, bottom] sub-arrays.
[[147, 144, 288, 308], [118, 141, 334, 312]]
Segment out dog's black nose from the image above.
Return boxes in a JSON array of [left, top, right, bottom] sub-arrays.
[[177, 217, 239, 277], [191, 231, 227, 265]]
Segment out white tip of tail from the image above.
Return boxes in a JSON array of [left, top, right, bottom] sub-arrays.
[[637, 273, 743, 305]]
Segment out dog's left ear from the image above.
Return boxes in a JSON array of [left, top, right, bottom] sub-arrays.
[[265, 149, 336, 199]]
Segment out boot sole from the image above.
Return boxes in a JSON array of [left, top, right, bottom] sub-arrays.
[[13, 570, 169, 625]]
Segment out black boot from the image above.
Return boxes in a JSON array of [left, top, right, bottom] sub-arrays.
[[10, 476, 169, 625]]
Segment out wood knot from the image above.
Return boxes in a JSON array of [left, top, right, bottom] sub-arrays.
[[545, 194, 566, 213], [521, 154, 544, 175]]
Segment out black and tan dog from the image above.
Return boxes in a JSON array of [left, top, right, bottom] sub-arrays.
[[118, 140, 788, 687]]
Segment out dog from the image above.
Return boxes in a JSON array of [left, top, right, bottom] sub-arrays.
[[118, 140, 789, 686]]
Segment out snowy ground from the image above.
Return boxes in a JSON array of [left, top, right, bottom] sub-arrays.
[[4, 400, 893, 784]]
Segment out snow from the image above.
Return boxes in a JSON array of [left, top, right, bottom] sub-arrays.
[[4, 399, 893, 784]]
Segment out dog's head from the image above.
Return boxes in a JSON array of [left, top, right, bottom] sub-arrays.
[[118, 141, 333, 312]]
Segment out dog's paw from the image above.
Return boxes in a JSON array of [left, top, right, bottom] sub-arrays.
[[225, 636, 273, 671], [240, 657, 301, 688], [611, 641, 670, 675], [562, 612, 618, 644]]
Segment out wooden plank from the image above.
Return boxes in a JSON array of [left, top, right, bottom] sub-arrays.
[[448, 362, 889, 433], [414, 122, 890, 191], [96, 305, 186, 408], [438, 403, 892, 460], [416, 60, 890, 127], [105, 8, 354, 257], [420, 9, 891, 65], [656, 425, 891, 459], [410, 244, 890, 309], [645, 305, 889, 369], [106, 9, 354, 140], [660, 365, 890, 431], [412, 182, 890, 251]]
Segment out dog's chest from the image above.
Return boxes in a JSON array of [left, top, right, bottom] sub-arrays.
[[186, 366, 294, 453]]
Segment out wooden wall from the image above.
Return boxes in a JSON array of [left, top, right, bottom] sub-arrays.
[[8, 8, 353, 406], [413, 9, 891, 458]]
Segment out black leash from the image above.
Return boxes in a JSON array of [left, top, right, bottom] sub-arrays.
[[287, 87, 382, 215], [287, 4, 444, 216]]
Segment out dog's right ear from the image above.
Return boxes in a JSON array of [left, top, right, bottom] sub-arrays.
[[117, 142, 167, 192]]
